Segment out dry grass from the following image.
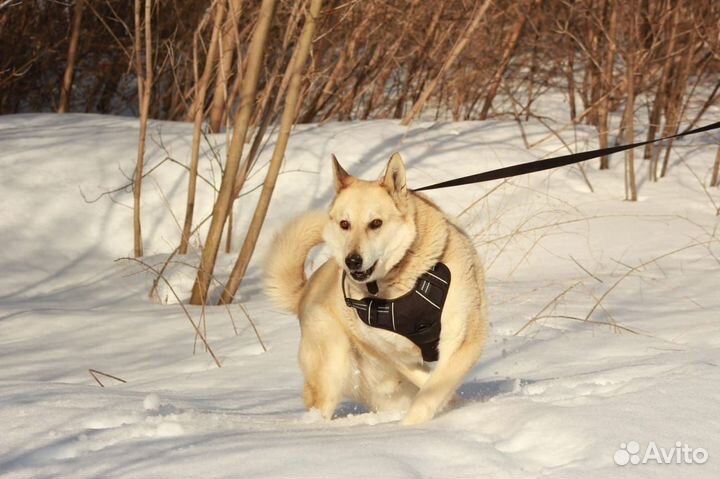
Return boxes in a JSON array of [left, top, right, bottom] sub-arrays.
[[460, 172, 718, 340], [88, 368, 127, 387], [117, 256, 223, 368]]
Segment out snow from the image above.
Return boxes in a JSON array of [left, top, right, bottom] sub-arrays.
[[1, 107, 719, 478], [143, 393, 161, 412]]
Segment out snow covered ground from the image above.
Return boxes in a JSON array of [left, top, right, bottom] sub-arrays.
[[1, 109, 719, 478]]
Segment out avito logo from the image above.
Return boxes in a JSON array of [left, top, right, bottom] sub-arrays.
[[614, 441, 708, 466]]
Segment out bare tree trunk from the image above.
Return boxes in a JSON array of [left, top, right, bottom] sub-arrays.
[[585, 3, 601, 127], [390, 3, 439, 120], [229, 75, 278, 203], [178, 0, 227, 255], [598, 0, 617, 170], [566, 49, 577, 123], [711, 145, 720, 188], [682, 78, 720, 134], [645, 3, 678, 180], [209, 0, 243, 133], [133, 0, 153, 257], [624, 25, 637, 202], [401, 0, 493, 126], [223, 3, 304, 253], [361, 13, 415, 120], [58, 0, 85, 113], [479, 0, 538, 120], [134, 0, 144, 110], [660, 33, 695, 178], [189, 0, 277, 305], [225, 60, 244, 122], [219, 0, 323, 304], [184, 7, 214, 122], [524, 33, 539, 121], [300, 9, 372, 123]]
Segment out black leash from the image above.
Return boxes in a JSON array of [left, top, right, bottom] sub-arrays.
[[413, 121, 720, 192]]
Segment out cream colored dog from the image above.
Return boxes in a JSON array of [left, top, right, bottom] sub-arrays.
[[264, 153, 487, 425]]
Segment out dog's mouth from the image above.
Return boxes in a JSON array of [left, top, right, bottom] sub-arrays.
[[349, 262, 377, 282]]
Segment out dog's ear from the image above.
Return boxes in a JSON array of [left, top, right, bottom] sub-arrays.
[[382, 152, 407, 196], [332, 154, 352, 192]]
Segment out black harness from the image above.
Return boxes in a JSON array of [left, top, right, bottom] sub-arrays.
[[342, 263, 451, 362]]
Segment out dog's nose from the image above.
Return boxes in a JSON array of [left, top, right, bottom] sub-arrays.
[[345, 254, 363, 270]]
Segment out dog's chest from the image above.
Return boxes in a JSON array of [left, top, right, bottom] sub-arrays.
[[344, 263, 451, 362]]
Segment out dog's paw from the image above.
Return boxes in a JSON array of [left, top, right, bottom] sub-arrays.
[[400, 404, 434, 426], [302, 407, 336, 422], [400, 412, 432, 426]]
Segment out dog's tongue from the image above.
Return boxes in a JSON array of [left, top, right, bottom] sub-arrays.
[[366, 281, 379, 295]]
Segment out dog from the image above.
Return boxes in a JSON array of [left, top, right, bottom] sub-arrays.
[[264, 153, 487, 425]]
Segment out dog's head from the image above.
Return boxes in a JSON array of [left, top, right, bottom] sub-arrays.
[[324, 153, 417, 285]]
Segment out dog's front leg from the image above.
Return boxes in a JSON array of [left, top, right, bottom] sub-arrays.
[[300, 346, 349, 420], [299, 316, 351, 420], [400, 336, 483, 426]]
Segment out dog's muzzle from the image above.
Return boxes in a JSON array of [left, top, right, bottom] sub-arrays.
[[349, 262, 376, 281]]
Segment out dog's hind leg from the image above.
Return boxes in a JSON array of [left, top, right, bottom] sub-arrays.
[[400, 335, 484, 426]]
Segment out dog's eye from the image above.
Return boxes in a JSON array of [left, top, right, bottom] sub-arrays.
[[369, 219, 383, 230], [339, 220, 350, 230]]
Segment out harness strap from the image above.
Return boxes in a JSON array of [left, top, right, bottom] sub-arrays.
[[341, 263, 451, 362]]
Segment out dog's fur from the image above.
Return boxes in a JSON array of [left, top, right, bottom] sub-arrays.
[[264, 153, 487, 425]]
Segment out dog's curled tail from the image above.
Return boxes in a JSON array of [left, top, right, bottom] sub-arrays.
[[263, 211, 327, 314]]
